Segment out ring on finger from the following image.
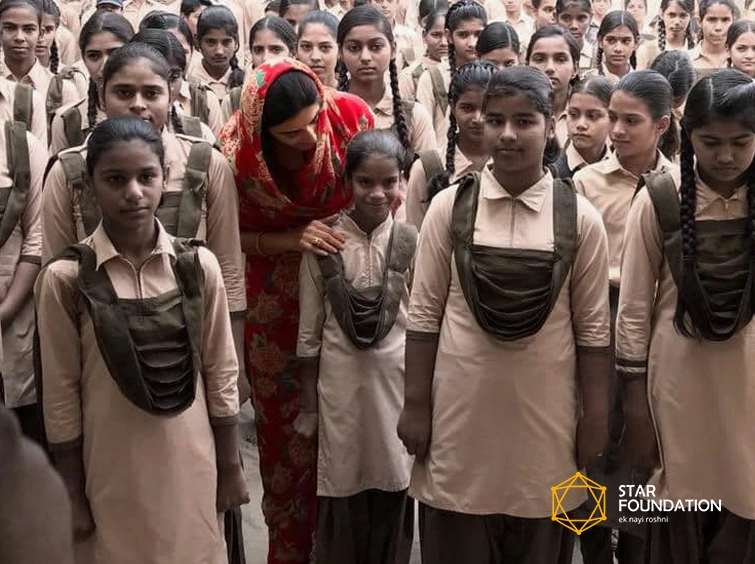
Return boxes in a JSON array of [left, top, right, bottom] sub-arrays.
[[312, 237, 321, 247]]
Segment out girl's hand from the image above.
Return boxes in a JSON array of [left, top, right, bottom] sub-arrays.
[[70, 489, 95, 541], [296, 214, 345, 256], [623, 396, 658, 475], [293, 411, 318, 439], [216, 464, 250, 512], [397, 403, 431, 459], [576, 414, 608, 469]]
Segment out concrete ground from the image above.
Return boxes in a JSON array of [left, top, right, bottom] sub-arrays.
[[238, 405, 583, 564]]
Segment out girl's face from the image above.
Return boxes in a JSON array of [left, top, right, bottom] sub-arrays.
[[662, 1, 691, 40], [102, 60, 172, 131], [423, 15, 448, 61], [268, 101, 321, 152], [0, 6, 40, 65], [282, 3, 310, 30], [370, 0, 397, 22], [169, 28, 192, 58], [83, 31, 126, 84], [503, 0, 523, 13], [454, 86, 485, 143], [567, 92, 610, 154], [592, 0, 609, 18], [701, 4, 733, 47], [90, 140, 165, 234], [186, 6, 205, 37], [447, 18, 485, 66], [535, 0, 556, 29], [348, 155, 400, 228], [729, 31, 755, 77], [340, 25, 392, 84], [557, 5, 591, 45], [600, 25, 638, 72], [691, 119, 755, 191], [35, 13, 55, 61], [199, 28, 237, 74], [251, 28, 291, 68], [528, 36, 577, 95], [483, 46, 519, 69], [608, 90, 669, 160], [483, 93, 554, 175], [296, 23, 337, 83], [626, 0, 646, 27]]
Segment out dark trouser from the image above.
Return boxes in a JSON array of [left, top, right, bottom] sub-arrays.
[[12, 402, 45, 445], [316, 489, 414, 564], [580, 527, 645, 564], [646, 508, 755, 564], [419, 502, 575, 564]]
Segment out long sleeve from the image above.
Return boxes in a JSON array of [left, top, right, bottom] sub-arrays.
[[296, 252, 326, 360]]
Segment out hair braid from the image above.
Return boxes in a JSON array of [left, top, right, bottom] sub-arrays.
[[595, 45, 604, 74], [171, 104, 185, 134], [426, 75, 456, 201], [388, 58, 413, 163], [630, 51, 637, 69], [228, 54, 244, 89], [86, 79, 98, 131], [685, 25, 695, 49], [337, 60, 349, 91], [658, 18, 666, 52], [50, 40, 59, 74]]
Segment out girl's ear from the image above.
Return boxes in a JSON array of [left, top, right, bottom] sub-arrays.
[[657, 114, 670, 136]]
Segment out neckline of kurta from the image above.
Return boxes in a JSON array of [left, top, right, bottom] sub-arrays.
[[340, 210, 393, 239], [91, 219, 176, 270], [695, 172, 747, 213], [600, 149, 671, 179], [480, 165, 552, 211]]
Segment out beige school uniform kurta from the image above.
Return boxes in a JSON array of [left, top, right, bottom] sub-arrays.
[[5, 59, 53, 103], [573, 150, 675, 287], [616, 177, 755, 520], [0, 76, 46, 142], [394, 23, 424, 68], [408, 168, 611, 517], [398, 57, 441, 101], [55, 25, 80, 66], [0, 130, 46, 409], [121, 0, 164, 31], [415, 59, 450, 146], [58, 1, 82, 38], [177, 79, 225, 137], [689, 44, 728, 78], [297, 213, 414, 497], [41, 129, 246, 315], [35, 221, 239, 564], [188, 59, 233, 102], [555, 110, 568, 147], [580, 41, 595, 73], [371, 85, 437, 154], [484, 3, 536, 50], [583, 64, 632, 84], [635, 40, 692, 70], [49, 97, 107, 155]]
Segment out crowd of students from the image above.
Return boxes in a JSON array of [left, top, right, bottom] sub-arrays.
[[0, 0, 754, 562]]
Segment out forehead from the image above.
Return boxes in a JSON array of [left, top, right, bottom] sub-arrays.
[[692, 119, 755, 138], [299, 23, 335, 41], [604, 26, 636, 38], [558, 5, 590, 16], [452, 19, 485, 33], [94, 140, 162, 169], [202, 27, 234, 40], [530, 35, 571, 55], [353, 154, 400, 176], [1, 6, 38, 23], [733, 31, 755, 44], [254, 28, 288, 45], [609, 89, 652, 115], [704, 3, 733, 17], [268, 101, 320, 133], [107, 60, 168, 85], [343, 24, 388, 42], [86, 31, 124, 50], [664, 1, 689, 13], [485, 92, 545, 116], [569, 91, 607, 109]]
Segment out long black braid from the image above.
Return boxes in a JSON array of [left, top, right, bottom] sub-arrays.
[[86, 78, 98, 131], [388, 57, 412, 163], [50, 40, 59, 74], [595, 45, 604, 74], [657, 16, 667, 52], [337, 59, 349, 91], [228, 53, 244, 89], [171, 104, 185, 134]]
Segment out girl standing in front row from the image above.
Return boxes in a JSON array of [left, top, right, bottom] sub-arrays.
[[618, 69, 755, 563], [295, 129, 416, 564], [399, 66, 611, 564], [36, 115, 249, 564]]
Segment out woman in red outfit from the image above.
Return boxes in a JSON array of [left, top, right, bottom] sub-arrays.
[[219, 58, 373, 564]]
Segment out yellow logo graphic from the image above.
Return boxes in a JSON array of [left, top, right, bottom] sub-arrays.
[[551, 472, 606, 535]]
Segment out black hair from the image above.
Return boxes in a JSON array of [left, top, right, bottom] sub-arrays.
[[196, 5, 243, 88], [344, 129, 410, 180], [427, 60, 494, 200], [40, 0, 59, 73], [139, 12, 193, 52], [266, 0, 281, 13], [569, 74, 613, 105], [675, 70, 755, 338], [445, 0, 487, 85], [279, 0, 316, 19], [699, 0, 740, 42], [614, 69, 678, 159], [297, 9, 337, 40], [484, 65, 561, 165], [727, 19, 755, 70], [423, 7, 446, 34], [250, 14, 296, 51], [80, 11, 134, 132], [180, 0, 211, 18], [555, 0, 592, 16], [86, 115, 165, 175], [650, 50, 695, 101], [476, 21, 520, 58], [419, 0, 449, 22], [336, 5, 412, 155], [0, 0, 42, 24], [525, 24, 581, 80], [657, 0, 695, 52], [594, 10, 639, 74]]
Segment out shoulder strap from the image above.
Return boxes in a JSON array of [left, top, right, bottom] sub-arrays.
[[175, 141, 212, 238], [229, 86, 242, 114], [551, 178, 578, 291], [0, 121, 31, 249], [641, 169, 683, 287], [59, 151, 101, 236], [61, 105, 85, 150], [387, 221, 418, 275], [180, 115, 204, 139], [418, 150, 444, 182], [402, 46, 416, 65], [188, 81, 210, 125], [12, 83, 33, 130], [428, 66, 449, 116]]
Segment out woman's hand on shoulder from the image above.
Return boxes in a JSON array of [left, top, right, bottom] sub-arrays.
[[295, 214, 346, 256]]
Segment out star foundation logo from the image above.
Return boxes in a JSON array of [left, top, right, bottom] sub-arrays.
[[551, 472, 607, 535]]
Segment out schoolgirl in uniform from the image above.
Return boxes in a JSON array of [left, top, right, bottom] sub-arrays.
[[250, 14, 296, 69], [483, 0, 535, 48], [36, 114, 249, 564], [398, 8, 447, 101], [626, 0, 652, 37], [403, 61, 493, 229], [0, 114, 49, 445], [691, 0, 739, 76], [337, 5, 437, 155], [398, 65, 611, 564], [369, 0, 423, 68], [586, 10, 639, 83], [555, 0, 595, 72], [416, 0, 486, 143], [296, 11, 338, 89], [533, 0, 557, 29], [617, 69, 755, 564], [526, 25, 580, 146], [727, 19, 755, 77], [279, 0, 316, 30], [636, 0, 695, 68], [140, 11, 193, 62], [294, 129, 416, 564], [649, 49, 695, 151], [181, 0, 209, 36], [50, 12, 134, 155], [476, 21, 520, 69], [36, 0, 60, 73], [550, 75, 610, 179]]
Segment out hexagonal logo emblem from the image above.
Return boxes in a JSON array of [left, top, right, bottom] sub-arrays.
[[551, 472, 607, 535]]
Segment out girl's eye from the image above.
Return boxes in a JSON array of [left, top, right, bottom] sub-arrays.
[[517, 118, 532, 126], [271, 46, 283, 53], [87, 53, 101, 61], [320, 44, 333, 52], [568, 109, 579, 118], [106, 175, 123, 185], [141, 172, 158, 183]]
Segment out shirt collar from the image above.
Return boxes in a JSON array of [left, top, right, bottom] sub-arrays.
[[179, 79, 191, 101], [695, 171, 747, 212], [599, 149, 671, 177], [91, 219, 176, 270], [373, 85, 394, 116], [339, 209, 394, 237], [6, 59, 48, 88], [480, 165, 552, 212]]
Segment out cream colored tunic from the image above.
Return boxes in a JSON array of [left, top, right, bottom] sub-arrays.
[[408, 168, 611, 517], [36, 222, 238, 564], [0, 129, 46, 408], [56, 25, 80, 66], [416, 59, 450, 145], [398, 57, 441, 101], [574, 150, 676, 287], [371, 85, 437, 154], [394, 23, 424, 68], [689, 44, 728, 76], [635, 40, 692, 70], [0, 76, 47, 142], [616, 177, 755, 519], [49, 97, 107, 155], [41, 129, 247, 314], [177, 79, 225, 137], [297, 213, 414, 497], [188, 60, 233, 102]]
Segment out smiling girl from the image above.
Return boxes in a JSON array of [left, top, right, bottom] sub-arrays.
[[727, 19, 755, 77]]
